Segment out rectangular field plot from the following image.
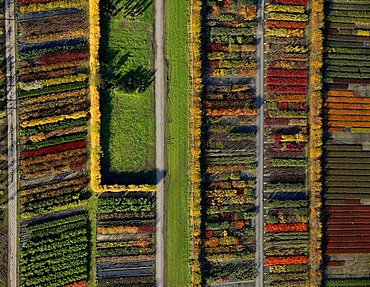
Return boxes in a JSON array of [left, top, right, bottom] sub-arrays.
[[263, 0, 310, 285], [96, 192, 155, 287], [200, 0, 258, 284], [16, 0, 90, 218], [19, 209, 89, 287], [323, 0, 370, 283]]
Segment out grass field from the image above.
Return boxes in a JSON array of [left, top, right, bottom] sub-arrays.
[[99, 1, 156, 185], [165, 0, 190, 286]]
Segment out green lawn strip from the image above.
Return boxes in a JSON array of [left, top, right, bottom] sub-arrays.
[[99, 3, 155, 185], [165, 0, 190, 286]]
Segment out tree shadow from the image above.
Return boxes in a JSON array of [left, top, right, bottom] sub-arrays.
[[101, 169, 165, 186], [101, 0, 153, 19], [118, 66, 155, 93], [101, 52, 155, 93], [123, 0, 153, 18]]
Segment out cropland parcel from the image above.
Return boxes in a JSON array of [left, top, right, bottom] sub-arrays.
[[96, 193, 156, 287], [264, 0, 310, 285], [200, 0, 258, 284], [17, 0, 91, 219], [322, 0, 370, 285], [2, 0, 370, 286]]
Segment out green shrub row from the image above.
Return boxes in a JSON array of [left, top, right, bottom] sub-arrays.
[[19, 81, 88, 98], [20, 117, 88, 136]]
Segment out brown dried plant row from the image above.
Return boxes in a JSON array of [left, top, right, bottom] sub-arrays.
[[307, 0, 324, 285]]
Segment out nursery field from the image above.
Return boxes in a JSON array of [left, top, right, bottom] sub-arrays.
[[96, 193, 156, 287], [19, 209, 90, 287], [7, 0, 370, 285], [99, 0, 155, 186], [322, 0, 370, 284], [16, 0, 91, 218], [263, 0, 310, 285], [200, 0, 258, 284]]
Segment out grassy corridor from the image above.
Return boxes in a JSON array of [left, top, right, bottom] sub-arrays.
[[165, 0, 191, 285], [99, 1, 155, 185]]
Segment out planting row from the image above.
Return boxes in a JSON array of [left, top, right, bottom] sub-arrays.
[[263, 0, 309, 285], [96, 193, 155, 287], [201, 0, 258, 285], [16, 0, 90, 218]]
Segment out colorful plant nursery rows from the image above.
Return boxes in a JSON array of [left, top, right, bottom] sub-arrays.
[[263, 0, 309, 285], [19, 209, 89, 287], [17, 0, 90, 218], [322, 0, 370, 284], [200, 0, 258, 284], [96, 193, 156, 287]]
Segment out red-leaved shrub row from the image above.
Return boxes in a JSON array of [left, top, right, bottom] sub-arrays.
[[267, 69, 307, 78], [37, 50, 89, 66], [21, 140, 86, 159]]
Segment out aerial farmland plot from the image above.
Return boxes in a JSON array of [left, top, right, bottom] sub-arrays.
[[322, 0, 370, 285], [0, 0, 370, 286]]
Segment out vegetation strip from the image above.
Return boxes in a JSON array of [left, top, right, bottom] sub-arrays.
[[200, 0, 258, 284], [95, 193, 155, 287], [165, 0, 191, 285], [19, 211, 89, 287], [308, 0, 324, 284], [264, 0, 310, 285], [189, 0, 203, 283]]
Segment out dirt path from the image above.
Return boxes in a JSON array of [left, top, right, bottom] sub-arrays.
[[255, 0, 265, 285], [5, 0, 18, 284], [154, 0, 165, 286]]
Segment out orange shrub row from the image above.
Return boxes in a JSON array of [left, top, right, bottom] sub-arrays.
[[266, 256, 307, 266], [326, 96, 370, 104], [265, 223, 307, 232], [62, 280, 88, 287], [325, 90, 355, 97]]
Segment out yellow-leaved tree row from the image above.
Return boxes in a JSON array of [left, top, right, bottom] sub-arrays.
[[189, 0, 202, 284], [308, 0, 324, 285], [89, 0, 101, 192]]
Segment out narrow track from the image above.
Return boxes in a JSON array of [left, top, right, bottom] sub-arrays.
[[154, 0, 165, 286], [5, 0, 18, 284], [255, 0, 265, 285]]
